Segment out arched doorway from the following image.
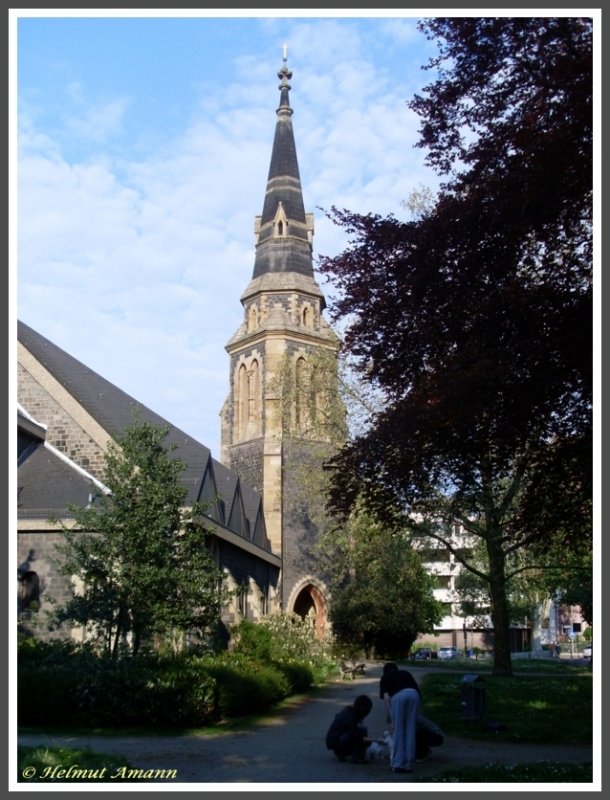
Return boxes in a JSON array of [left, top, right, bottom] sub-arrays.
[[291, 582, 326, 640]]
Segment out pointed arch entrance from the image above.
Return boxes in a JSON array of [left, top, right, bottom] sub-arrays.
[[287, 579, 327, 640]]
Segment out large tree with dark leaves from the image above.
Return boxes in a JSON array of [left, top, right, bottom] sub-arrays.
[[318, 17, 593, 677]]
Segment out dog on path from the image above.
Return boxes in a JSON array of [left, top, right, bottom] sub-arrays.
[[366, 731, 393, 762]]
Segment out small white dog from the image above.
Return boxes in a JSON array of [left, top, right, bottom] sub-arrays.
[[366, 731, 393, 762]]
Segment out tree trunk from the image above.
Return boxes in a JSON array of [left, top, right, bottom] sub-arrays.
[[530, 595, 549, 654], [485, 524, 513, 677], [111, 621, 123, 660]]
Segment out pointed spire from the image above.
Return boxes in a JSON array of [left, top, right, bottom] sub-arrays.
[[251, 48, 314, 279]]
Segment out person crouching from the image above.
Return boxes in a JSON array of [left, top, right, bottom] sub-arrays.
[[325, 695, 377, 764]]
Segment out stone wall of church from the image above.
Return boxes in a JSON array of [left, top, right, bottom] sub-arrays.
[[227, 440, 265, 496], [17, 526, 280, 644], [217, 539, 279, 625], [17, 528, 77, 642], [18, 364, 107, 481], [218, 539, 277, 593], [280, 439, 334, 605]]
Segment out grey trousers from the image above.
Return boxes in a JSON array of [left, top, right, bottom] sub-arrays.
[[390, 687, 421, 770]]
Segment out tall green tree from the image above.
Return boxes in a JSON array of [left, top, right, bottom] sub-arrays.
[[318, 17, 593, 676], [320, 508, 443, 659], [52, 420, 227, 657]]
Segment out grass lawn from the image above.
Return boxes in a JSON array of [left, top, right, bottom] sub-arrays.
[[419, 663, 593, 744], [420, 762, 593, 783], [18, 746, 140, 783], [413, 660, 594, 783]]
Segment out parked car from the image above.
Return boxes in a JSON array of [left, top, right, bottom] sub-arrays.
[[412, 647, 433, 660], [437, 645, 461, 660], [582, 644, 592, 658]]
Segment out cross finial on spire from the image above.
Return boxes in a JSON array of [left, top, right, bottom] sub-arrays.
[[278, 44, 292, 92]]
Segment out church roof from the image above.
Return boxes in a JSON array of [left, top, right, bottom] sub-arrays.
[[17, 417, 106, 517], [17, 320, 279, 566]]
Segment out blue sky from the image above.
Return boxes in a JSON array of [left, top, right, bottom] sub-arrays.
[[14, 10, 446, 458], [13, 10, 599, 460]]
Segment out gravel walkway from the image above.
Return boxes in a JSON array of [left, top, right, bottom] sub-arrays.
[[17, 662, 593, 788]]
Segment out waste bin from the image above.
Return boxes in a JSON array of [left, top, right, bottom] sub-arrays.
[[461, 673, 486, 720]]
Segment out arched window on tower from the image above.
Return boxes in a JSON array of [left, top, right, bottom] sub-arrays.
[[310, 364, 319, 425], [248, 360, 260, 435], [302, 306, 310, 327], [237, 364, 248, 440], [277, 220, 284, 236]]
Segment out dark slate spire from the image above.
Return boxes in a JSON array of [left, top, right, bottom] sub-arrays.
[[252, 48, 314, 279]]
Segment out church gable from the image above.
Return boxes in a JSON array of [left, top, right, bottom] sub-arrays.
[[227, 489, 249, 539], [240, 483, 267, 545], [196, 458, 224, 523], [248, 505, 268, 549]]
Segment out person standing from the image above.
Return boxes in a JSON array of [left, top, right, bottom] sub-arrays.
[[379, 662, 421, 772], [379, 661, 444, 767]]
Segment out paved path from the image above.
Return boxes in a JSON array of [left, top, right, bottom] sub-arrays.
[[18, 662, 592, 787]]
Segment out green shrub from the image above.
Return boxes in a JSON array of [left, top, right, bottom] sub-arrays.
[[206, 657, 290, 717], [230, 620, 273, 661], [132, 656, 217, 726], [18, 640, 217, 728], [18, 631, 322, 730], [232, 612, 336, 683], [18, 640, 98, 726], [272, 660, 314, 693]]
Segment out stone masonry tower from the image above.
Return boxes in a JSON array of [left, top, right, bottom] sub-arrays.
[[220, 52, 341, 634]]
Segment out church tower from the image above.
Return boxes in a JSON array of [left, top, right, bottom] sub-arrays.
[[220, 51, 342, 633]]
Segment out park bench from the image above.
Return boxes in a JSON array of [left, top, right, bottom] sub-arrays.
[[339, 660, 366, 679]]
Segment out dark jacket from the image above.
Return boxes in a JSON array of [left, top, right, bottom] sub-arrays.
[[379, 669, 422, 700], [325, 705, 366, 750]]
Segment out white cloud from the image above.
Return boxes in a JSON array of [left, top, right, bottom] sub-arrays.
[[64, 96, 131, 142]]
